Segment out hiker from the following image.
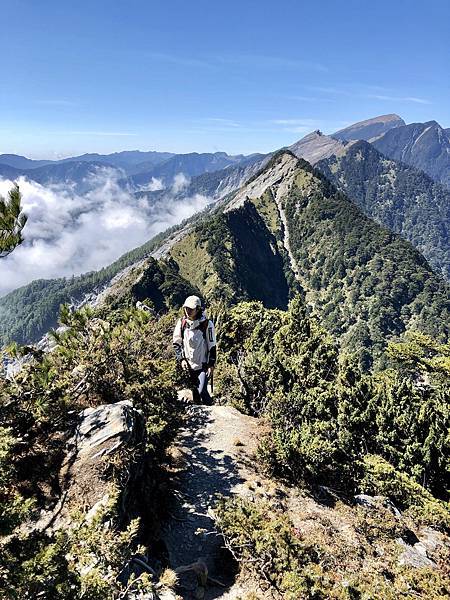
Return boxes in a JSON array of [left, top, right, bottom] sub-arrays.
[[173, 295, 217, 404]]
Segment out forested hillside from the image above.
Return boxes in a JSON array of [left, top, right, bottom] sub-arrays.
[[317, 140, 450, 280], [166, 151, 449, 368]]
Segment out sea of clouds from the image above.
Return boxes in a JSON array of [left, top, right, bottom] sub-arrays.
[[0, 167, 210, 297]]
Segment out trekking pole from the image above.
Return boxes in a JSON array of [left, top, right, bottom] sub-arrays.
[[210, 370, 214, 396]]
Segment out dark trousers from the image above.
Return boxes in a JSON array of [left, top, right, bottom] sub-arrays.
[[190, 368, 212, 405]]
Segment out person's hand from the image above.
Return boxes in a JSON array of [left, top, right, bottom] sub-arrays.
[[181, 359, 189, 372], [207, 366, 214, 378]]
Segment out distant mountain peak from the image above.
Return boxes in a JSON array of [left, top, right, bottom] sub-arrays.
[[0, 154, 54, 169], [423, 119, 440, 128], [372, 119, 450, 187], [333, 114, 405, 142], [289, 131, 348, 165]]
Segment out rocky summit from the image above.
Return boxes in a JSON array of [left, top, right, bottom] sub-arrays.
[[332, 113, 406, 141]]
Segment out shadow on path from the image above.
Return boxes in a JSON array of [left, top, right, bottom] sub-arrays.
[[160, 405, 251, 599]]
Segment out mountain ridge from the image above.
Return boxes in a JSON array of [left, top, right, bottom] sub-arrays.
[[316, 140, 450, 280], [102, 149, 449, 368], [371, 120, 450, 187], [333, 114, 406, 141]]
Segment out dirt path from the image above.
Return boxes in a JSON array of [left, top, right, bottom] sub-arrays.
[[160, 404, 270, 600]]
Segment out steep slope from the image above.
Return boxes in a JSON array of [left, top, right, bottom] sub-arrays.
[[289, 130, 349, 164], [372, 120, 450, 187], [198, 152, 448, 365], [333, 114, 405, 141], [317, 140, 450, 280], [167, 201, 290, 308]]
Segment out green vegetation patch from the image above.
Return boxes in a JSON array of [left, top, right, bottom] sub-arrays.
[[0, 304, 182, 598], [216, 298, 450, 516], [216, 496, 450, 600]]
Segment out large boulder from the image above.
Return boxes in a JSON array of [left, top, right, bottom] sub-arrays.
[[34, 400, 146, 532]]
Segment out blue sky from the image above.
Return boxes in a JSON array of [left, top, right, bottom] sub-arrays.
[[1, 0, 449, 157]]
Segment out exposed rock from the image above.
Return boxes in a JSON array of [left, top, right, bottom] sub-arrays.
[[354, 494, 402, 517], [417, 526, 447, 553], [225, 151, 300, 212], [372, 120, 450, 187], [26, 400, 146, 533], [396, 538, 436, 569], [177, 389, 195, 404], [289, 130, 350, 164]]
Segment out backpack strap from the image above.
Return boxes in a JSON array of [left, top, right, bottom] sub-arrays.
[[181, 316, 187, 340], [181, 317, 209, 341], [199, 319, 209, 340]]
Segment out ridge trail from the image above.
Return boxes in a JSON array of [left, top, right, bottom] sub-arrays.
[[160, 404, 272, 599]]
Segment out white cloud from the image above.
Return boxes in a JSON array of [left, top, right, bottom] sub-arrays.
[[147, 52, 212, 68], [368, 94, 431, 105], [286, 95, 334, 103], [202, 118, 241, 128], [306, 85, 350, 95], [53, 131, 139, 136], [218, 55, 328, 73], [146, 177, 164, 191], [272, 119, 319, 126], [35, 99, 78, 107], [270, 118, 323, 134], [0, 170, 210, 296], [172, 173, 189, 193], [147, 53, 328, 72]]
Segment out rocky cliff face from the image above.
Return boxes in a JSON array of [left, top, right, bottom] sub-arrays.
[[372, 120, 450, 187]]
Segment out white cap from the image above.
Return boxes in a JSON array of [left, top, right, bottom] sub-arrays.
[[183, 295, 202, 309]]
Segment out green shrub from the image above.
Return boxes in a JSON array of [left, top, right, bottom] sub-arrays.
[[0, 305, 182, 597], [215, 496, 320, 597], [215, 496, 450, 600], [0, 427, 35, 536], [360, 455, 450, 529], [216, 297, 449, 508], [0, 491, 165, 599]]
